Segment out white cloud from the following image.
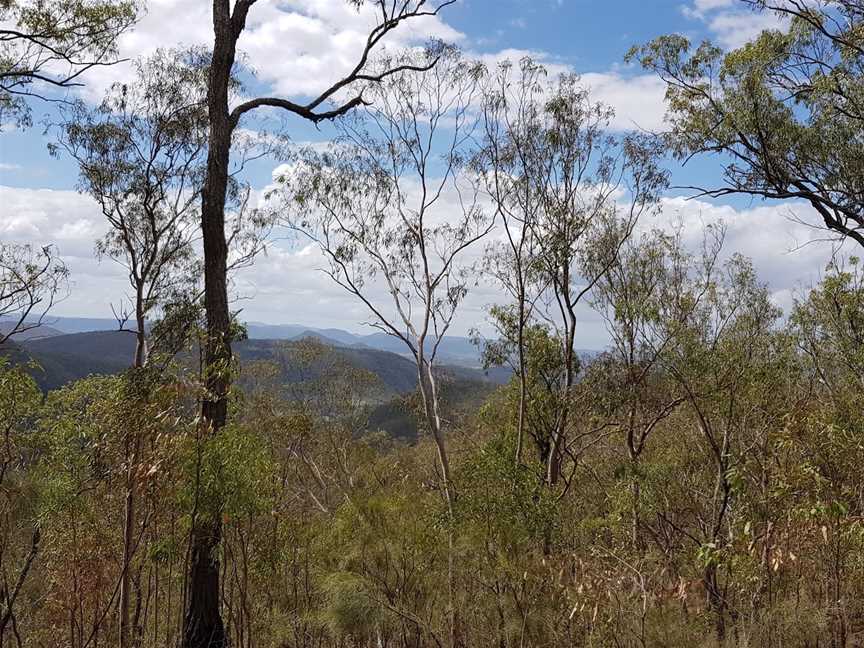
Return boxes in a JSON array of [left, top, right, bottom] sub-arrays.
[[682, 0, 787, 49], [84, 0, 463, 102], [0, 185, 131, 316], [647, 195, 840, 307], [693, 0, 735, 11], [706, 10, 785, 49], [475, 49, 668, 132], [2, 181, 852, 347], [581, 72, 668, 131], [0, 186, 107, 255]]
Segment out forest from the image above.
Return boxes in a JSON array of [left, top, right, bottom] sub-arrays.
[[1, 1, 863, 646]]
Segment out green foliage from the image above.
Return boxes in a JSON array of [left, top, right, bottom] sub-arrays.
[[182, 422, 276, 520], [629, 3, 864, 247], [457, 434, 555, 550], [321, 571, 382, 639], [0, 0, 138, 129]]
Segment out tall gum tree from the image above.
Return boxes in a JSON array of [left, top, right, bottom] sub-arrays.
[[275, 48, 490, 646], [187, 2, 456, 646], [53, 48, 211, 648], [477, 69, 668, 489]]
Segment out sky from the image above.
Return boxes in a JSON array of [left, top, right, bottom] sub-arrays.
[[0, 0, 849, 348]]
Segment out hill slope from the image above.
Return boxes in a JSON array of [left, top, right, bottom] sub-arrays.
[[2, 330, 506, 395]]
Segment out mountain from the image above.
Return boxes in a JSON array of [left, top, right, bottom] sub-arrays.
[[5, 318, 487, 367], [1, 329, 507, 394], [1, 329, 507, 439], [244, 322, 484, 366], [2, 317, 597, 382], [0, 323, 65, 341], [237, 338, 421, 395], [11, 331, 137, 391], [15, 316, 122, 334]]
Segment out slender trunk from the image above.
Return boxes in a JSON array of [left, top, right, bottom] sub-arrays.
[[0, 527, 39, 647], [627, 408, 643, 551], [417, 359, 456, 648], [183, 3, 240, 646], [418, 360, 453, 509], [118, 434, 139, 648], [631, 472, 641, 550], [547, 305, 576, 486], [133, 314, 147, 368], [515, 288, 527, 466], [120, 305, 146, 648], [704, 563, 726, 643]]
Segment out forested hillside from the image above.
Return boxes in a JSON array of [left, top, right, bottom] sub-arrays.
[[2, 1, 864, 647]]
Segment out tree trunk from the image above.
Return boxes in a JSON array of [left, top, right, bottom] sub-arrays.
[[183, 2, 239, 646], [134, 312, 147, 369], [120, 302, 147, 648], [515, 290, 526, 467], [184, 518, 225, 648], [0, 527, 39, 647], [704, 563, 726, 644], [417, 359, 456, 648], [118, 433, 139, 648], [546, 302, 576, 487]]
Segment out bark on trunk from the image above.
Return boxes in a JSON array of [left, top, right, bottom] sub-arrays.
[[417, 359, 456, 648], [118, 434, 139, 648], [515, 294, 527, 466], [184, 519, 225, 648], [120, 304, 147, 648], [183, 2, 241, 646], [546, 301, 576, 486], [704, 563, 726, 643]]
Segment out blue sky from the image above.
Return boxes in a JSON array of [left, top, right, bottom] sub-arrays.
[[0, 0, 841, 347]]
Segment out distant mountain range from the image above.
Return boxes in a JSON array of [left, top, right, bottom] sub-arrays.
[[2, 316, 488, 367], [0, 323, 508, 439], [0, 324, 509, 392], [0, 316, 603, 439]]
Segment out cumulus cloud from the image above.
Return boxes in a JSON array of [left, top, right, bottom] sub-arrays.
[[0, 185, 131, 316], [475, 48, 668, 132], [647, 195, 841, 310], [682, 0, 787, 49], [580, 72, 667, 131], [84, 0, 463, 101], [2, 179, 850, 347]]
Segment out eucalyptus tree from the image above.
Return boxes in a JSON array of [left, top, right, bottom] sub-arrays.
[[51, 48, 213, 648], [628, 0, 864, 247], [278, 47, 487, 513], [481, 69, 667, 487], [474, 58, 547, 466], [0, 0, 137, 130], [0, 243, 68, 345], [189, 3, 456, 644], [54, 48, 210, 369], [653, 237, 782, 642], [587, 229, 691, 548], [276, 47, 490, 647]]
